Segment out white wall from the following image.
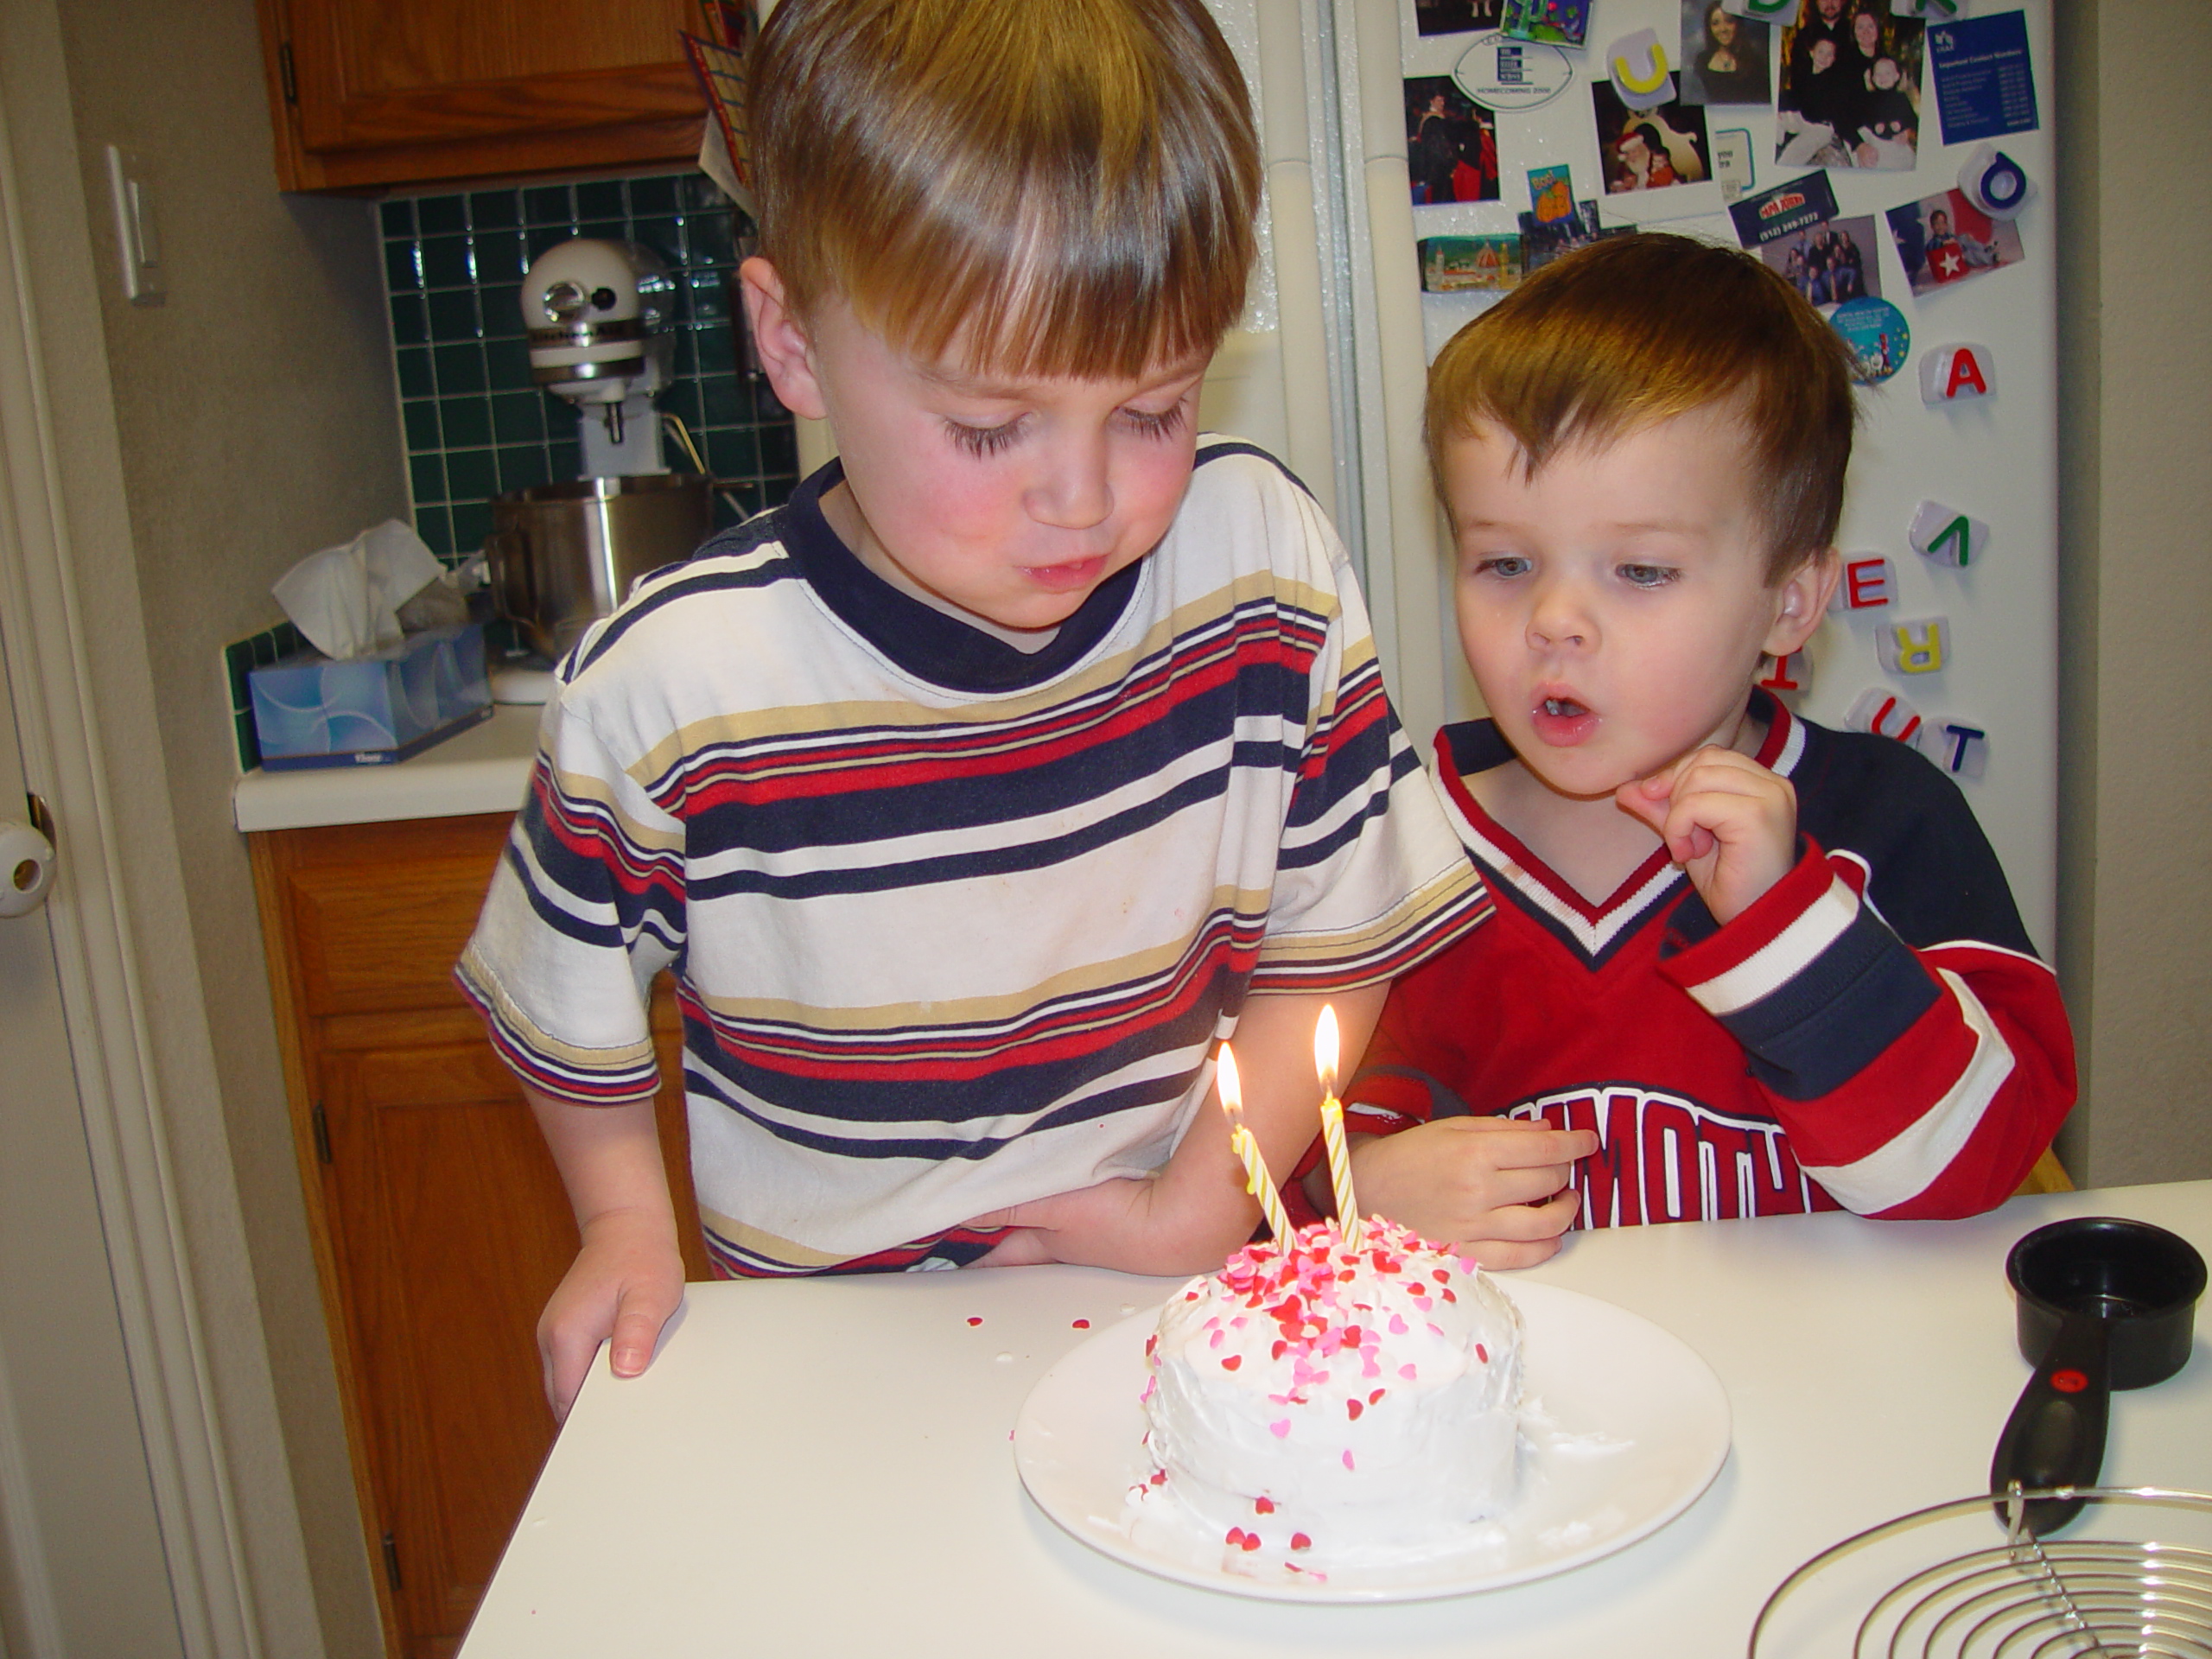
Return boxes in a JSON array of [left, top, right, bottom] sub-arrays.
[[2054, 3, 2212, 1185]]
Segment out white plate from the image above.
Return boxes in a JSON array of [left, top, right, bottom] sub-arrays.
[[1014, 1279, 1731, 1603]]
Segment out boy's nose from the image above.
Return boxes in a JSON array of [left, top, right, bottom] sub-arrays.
[[1025, 433, 1114, 531], [1527, 581, 1592, 648]]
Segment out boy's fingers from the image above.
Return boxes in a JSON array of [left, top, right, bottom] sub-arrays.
[[1479, 1185, 1583, 1242], [608, 1281, 680, 1378], [543, 1327, 598, 1423], [1464, 1229, 1567, 1271], [1435, 1118, 1599, 1164]]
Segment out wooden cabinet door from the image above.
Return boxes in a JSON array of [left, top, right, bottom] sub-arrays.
[[255, 815, 708, 1659], [261, 0, 706, 191], [317, 1033, 572, 1652]]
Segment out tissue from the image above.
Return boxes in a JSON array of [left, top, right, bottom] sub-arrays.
[[271, 519, 447, 659]]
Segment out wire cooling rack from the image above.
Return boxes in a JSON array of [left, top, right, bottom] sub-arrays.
[[1748, 1486, 2212, 1657]]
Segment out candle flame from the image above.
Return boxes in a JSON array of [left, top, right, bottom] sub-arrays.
[[1217, 1043, 1244, 1126], [1314, 1003, 1339, 1094]]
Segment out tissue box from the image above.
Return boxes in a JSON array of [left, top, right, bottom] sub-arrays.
[[249, 624, 493, 770]]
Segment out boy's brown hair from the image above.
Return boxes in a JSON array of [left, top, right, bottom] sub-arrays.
[[750, 0, 1261, 381], [1426, 233, 1860, 580]]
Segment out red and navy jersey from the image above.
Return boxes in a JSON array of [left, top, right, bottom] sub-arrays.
[[1324, 696, 2075, 1228]]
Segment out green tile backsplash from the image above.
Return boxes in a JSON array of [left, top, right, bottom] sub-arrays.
[[381, 172, 799, 563]]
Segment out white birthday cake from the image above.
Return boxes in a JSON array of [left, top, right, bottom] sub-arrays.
[[1135, 1216, 1523, 1576]]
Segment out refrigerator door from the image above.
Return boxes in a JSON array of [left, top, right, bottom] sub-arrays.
[[1335, 0, 2057, 948]]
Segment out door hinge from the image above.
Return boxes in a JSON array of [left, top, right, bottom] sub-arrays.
[[311, 1100, 332, 1164], [278, 40, 298, 105], [382, 1530, 402, 1592]]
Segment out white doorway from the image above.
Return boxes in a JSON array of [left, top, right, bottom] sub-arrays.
[[0, 613, 185, 1657]]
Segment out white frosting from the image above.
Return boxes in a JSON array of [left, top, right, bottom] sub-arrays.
[[1135, 1217, 1522, 1575]]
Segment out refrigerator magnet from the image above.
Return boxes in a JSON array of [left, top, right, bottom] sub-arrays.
[[1719, 0, 1796, 19], [1957, 143, 2034, 218], [1909, 500, 1993, 568], [1877, 616, 1953, 677], [1455, 33, 1575, 115], [1886, 190, 2024, 296], [1847, 689, 1928, 749], [1605, 30, 1677, 112], [1712, 130, 1755, 202], [1828, 556, 1897, 613], [1758, 648, 1810, 696], [1932, 720, 1990, 780], [1920, 344, 1996, 404], [1831, 297, 1911, 384], [1500, 0, 1589, 49], [1929, 10, 2040, 144], [1527, 163, 1575, 222]]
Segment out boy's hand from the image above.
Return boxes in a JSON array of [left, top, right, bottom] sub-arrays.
[[1616, 745, 1798, 925], [537, 1206, 686, 1422], [520, 1086, 686, 1421], [1347, 1119, 1596, 1268]]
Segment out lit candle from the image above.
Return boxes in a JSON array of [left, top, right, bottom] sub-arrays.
[[1313, 1004, 1361, 1249], [1216, 1044, 1294, 1245]]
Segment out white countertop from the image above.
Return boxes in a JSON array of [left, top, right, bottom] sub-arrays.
[[232, 702, 541, 832], [460, 1184, 2212, 1657]]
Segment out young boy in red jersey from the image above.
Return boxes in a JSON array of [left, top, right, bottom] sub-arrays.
[[1304, 234, 2075, 1263]]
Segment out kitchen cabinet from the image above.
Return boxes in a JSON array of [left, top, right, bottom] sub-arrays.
[[250, 812, 710, 1659], [256, 0, 707, 193]]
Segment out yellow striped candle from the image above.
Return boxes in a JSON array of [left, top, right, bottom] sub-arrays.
[[1313, 1004, 1361, 1249], [1216, 1044, 1294, 1246]]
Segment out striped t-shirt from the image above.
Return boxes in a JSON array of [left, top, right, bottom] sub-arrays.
[[458, 441, 1489, 1274]]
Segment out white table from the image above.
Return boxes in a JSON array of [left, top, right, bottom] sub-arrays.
[[460, 1184, 2212, 1656]]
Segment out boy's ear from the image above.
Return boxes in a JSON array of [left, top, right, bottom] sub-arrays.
[[1764, 547, 1841, 658], [738, 257, 830, 423]]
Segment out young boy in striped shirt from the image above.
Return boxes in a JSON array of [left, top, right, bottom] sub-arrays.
[[459, 0, 1490, 1418], [1310, 235, 2074, 1262]]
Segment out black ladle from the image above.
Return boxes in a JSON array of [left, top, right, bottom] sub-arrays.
[[1990, 1216, 2206, 1536]]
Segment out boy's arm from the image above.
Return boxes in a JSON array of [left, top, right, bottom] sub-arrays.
[[1656, 828, 2075, 1220], [522, 1084, 686, 1421], [977, 987, 1387, 1274]]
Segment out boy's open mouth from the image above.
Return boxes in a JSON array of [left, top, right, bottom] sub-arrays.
[[1530, 693, 1599, 747]]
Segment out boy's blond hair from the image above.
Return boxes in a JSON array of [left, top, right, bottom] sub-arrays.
[[750, 0, 1261, 381], [1426, 233, 1859, 580]]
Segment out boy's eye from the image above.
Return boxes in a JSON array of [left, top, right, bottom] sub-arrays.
[[1618, 563, 1678, 588], [1121, 402, 1190, 441], [945, 416, 1024, 457], [1471, 555, 1531, 579]]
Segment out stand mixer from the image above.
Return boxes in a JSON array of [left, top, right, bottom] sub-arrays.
[[485, 238, 715, 696], [523, 238, 679, 475]]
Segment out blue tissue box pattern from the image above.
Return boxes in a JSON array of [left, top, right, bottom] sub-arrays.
[[249, 624, 492, 769]]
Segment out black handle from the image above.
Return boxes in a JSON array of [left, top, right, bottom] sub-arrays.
[[1989, 1310, 2112, 1535]]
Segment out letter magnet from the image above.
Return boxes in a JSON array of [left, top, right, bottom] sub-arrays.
[[1605, 30, 1675, 111], [1845, 689, 1926, 750], [1826, 556, 1897, 613], [1936, 720, 1989, 779], [1908, 500, 1992, 568], [1919, 345, 1996, 404], [1876, 616, 1951, 677], [1958, 143, 2032, 218]]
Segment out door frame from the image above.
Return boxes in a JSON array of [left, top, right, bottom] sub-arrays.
[[0, 16, 258, 1659]]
